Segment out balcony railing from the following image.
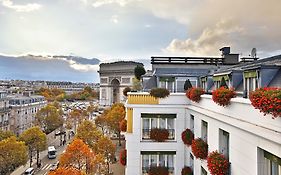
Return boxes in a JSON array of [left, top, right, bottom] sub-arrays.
[[151, 56, 223, 65], [127, 93, 159, 104], [142, 129, 175, 140]]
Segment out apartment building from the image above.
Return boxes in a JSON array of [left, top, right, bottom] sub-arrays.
[[8, 92, 46, 135], [0, 91, 11, 131], [124, 53, 281, 175]]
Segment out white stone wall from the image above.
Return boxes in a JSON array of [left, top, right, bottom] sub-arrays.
[[125, 93, 281, 175]]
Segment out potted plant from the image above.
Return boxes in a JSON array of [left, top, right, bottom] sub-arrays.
[[148, 166, 169, 175], [150, 88, 170, 98], [119, 149, 127, 166], [207, 151, 229, 175], [119, 119, 127, 132], [186, 87, 205, 102], [250, 87, 281, 118], [123, 87, 131, 96], [181, 128, 194, 146], [184, 79, 193, 91], [191, 138, 208, 159], [181, 166, 193, 175], [212, 87, 236, 106], [150, 128, 169, 142]]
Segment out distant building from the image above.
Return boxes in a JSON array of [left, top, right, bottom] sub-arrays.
[[8, 92, 46, 135], [98, 61, 143, 106], [0, 91, 11, 131]]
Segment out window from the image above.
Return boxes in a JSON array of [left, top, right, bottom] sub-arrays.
[[201, 167, 207, 175], [244, 70, 259, 96], [141, 151, 175, 175], [219, 129, 229, 159], [159, 77, 175, 92], [141, 114, 176, 140], [190, 153, 194, 171], [201, 120, 208, 143], [190, 115, 194, 132], [259, 149, 281, 175]]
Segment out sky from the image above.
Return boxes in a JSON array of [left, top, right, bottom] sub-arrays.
[[0, 0, 281, 82]]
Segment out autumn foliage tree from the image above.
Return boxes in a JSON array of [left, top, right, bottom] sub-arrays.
[[95, 109, 109, 134], [0, 130, 15, 141], [59, 139, 96, 174], [105, 103, 126, 146], [20, 127, 47, 167], [48, 167, 84, 175], [0, 136, 28, 174], [76, 120, 102, 149], [36, 104, 64, 134]]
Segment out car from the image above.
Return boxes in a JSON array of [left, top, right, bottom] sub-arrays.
[[49, 162, 59, 171], [24, 167, 34, 175]]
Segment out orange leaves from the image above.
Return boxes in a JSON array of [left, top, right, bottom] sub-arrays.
[[59, 139, 94, 171], [48, 167, 84, 175]]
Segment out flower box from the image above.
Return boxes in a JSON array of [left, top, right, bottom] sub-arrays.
[[150, 88, 170, 98], [191, 138, 208, 159], [120, 149, 127, 166], [148, 166, 169, 175], [212, 87, 236, 106], [181, 166, 193, 175], [186, 87, 205, 102], [150, 128, 169, 142], [181, 128, 194, 146], [250, 87, 281, 118], [207, 151, 229, 175]]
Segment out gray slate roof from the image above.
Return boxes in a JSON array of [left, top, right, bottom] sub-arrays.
[[154, 68, 210, 77]]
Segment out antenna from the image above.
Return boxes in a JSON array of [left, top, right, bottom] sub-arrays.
[[251, 48, 257, 58]]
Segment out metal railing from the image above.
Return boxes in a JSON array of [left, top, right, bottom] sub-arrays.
[[151, 56, 223, 65], [142, 129, 175, 140], [142, 166, 174, 173]]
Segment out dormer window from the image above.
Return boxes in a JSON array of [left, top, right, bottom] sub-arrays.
[[243, 70, 258, 96], [213, 74, 230, 89], [159, 77, 175, 92]]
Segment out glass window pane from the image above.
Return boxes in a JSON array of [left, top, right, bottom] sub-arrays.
[[151, 155, 157, 166], [159, 118, 166, 128], [167, 119, 174, 129], [167, 155, 174, 168], [151, 118, 157, 128], [142, 155, 149, 168], [143, 119, 149, 129], [159, 155, 165, 166]]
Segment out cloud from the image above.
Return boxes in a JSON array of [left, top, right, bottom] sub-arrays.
[[166, 19, 244, 56], [92, 0, 138, 7], [1, 0, 41, 12]]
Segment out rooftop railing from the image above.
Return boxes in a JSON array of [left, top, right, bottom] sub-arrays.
[[151, 56, 223, 65]]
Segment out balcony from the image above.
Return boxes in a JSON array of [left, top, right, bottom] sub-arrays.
[[142, 129, 175, 140], [142, 167, 174, 174], [127, 92, 189, 105]]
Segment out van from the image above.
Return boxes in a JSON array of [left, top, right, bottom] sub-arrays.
[[24, 167, 34, 175]]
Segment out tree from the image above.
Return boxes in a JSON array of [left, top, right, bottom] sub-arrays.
[[19, 127, 47, 167], [134, 65, 146, 80], [95, 136, 116, 175], [184, 79, 193, 91], [123, 87, 131, 96], [76, 120, 102, 150], [0, 136, 28, 174], [86, 103, 97, 120], [0, 130, 15, 141], [48, 167, 84, 175], [36, 104, 64, 134], [132, 77, 142, 91], [95, 109, 109, 134], [105, 103, 125, 146], [69, 109, 83, 132], [59, 139, 95, 174]]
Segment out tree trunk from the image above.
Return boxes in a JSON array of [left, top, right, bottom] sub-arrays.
[[118, 131, 121, 146], [107, 161, 110, 175], [36, 149, 40, 167], [29, 150, 33, 167]]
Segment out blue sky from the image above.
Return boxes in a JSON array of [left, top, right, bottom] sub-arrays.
[[0, 0, 281, 82]]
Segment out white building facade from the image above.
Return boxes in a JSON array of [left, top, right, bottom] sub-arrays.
[[124, 54, 281, 175]]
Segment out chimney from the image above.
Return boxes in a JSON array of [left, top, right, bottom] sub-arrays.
[[219, 47, 239, 65]]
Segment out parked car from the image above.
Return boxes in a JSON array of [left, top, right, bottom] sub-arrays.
[[24, 167, 34, 175]]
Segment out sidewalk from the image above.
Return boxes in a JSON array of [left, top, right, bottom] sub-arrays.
[[110, 140, 125, 175]]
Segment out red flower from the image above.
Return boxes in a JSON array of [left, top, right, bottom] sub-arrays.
[[191, 138, 208, 159], [186, 87, 205, 102], [212, 87, 236, 106], [207, 151, 229, 175], [181, 128, 194, 146], [150, 128, 169, 142], [181, 166, 193, 175], [119, 149, 127, 166], [249, 87, 281, 118]]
